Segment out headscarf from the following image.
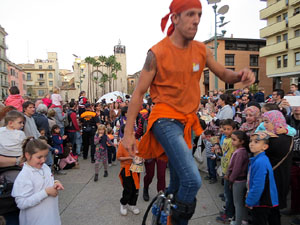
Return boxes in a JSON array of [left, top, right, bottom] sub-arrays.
[[239, 106, 260, 136], [262, 110, 287, 134], [161, 0, 202, 36]]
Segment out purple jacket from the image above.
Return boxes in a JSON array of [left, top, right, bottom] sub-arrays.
[[227, 147, 249, 183]]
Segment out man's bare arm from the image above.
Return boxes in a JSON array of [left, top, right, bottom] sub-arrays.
[[205, 46, 255, 87], [123, 51, 157, 153]]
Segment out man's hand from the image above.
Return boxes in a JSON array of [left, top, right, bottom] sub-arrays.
[[237, 68, 255, 87], [122, 132, 138, 157]]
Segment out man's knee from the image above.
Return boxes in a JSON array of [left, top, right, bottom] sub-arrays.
[[171, 198, 197, 223]]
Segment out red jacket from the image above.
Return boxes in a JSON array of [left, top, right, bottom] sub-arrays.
[[5, 94, 24, 112]]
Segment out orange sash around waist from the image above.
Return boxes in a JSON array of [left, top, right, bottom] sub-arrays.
[[137, 103, 203, 162], [119, 164, 140, 190]]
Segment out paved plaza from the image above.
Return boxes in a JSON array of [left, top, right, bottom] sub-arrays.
[[57, 157, 294, 225]]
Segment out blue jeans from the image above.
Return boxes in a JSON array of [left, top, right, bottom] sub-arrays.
[[152, 118, 201, 223], [207, 157, 217, 179], [75, 131, 82, 155]]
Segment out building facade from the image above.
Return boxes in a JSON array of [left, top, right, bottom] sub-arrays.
[[201, 37, 270, 95], [0, 25, 8, 100], [19, 52, 60, 99], [7, 60, 26, 96], [260, 0, 300, 91]]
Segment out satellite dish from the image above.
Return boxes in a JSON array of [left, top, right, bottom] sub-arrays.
[[207, 0, 221, 4], [218, 5, 229, 15]]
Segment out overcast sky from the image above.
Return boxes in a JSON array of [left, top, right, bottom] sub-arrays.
[[1, 0, 266, 75]]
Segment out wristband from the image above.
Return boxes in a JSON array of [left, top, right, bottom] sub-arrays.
[[15, 157, 21, 166]]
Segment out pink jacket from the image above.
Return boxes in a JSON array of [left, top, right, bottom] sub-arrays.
[[42, 98, 52, 107], [5, 94, 24, 112], [59, 154, 76, 169]]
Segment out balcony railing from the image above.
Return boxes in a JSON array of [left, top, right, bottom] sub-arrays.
[[290, 0, 300, 6], [0, 67, 8, 74], [260, 20, 287, 38], [1, 81, 9, 87], [289, 36, 300, 49], [260, 41, 287, 57], [289, 13, 300, 28], [260, 0, 287, 20]]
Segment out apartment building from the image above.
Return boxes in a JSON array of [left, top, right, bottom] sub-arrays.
[[260, 0, 300, 91], [201, 37, 270, 95], [19, 52, 60, 99], [7, 60, 26, 96], [0, 25, 8, 100]]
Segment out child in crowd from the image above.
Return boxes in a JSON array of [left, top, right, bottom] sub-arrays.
[[117, 125, 140, 216], [51, 125, 67, 174], [93, 125, 114, 181], [0, 110, 26, 158], [38, 136, 58, 169], [59, 143, 79, 170], [50, 87, 63, 108], [203, 130, 217, 184], [246, 131, 279, 225], [12, 138, 64, 225], [107, 127, 117, 167], [226, 131, 249, 225], [4, 86, 24, 112], [216, 119, 236, 223]]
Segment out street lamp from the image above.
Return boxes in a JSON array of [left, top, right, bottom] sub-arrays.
[[207, 0, 230, 90]]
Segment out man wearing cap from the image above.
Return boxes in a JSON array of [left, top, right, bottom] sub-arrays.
[[123, 0, 255, 224], [80, 103, 100, 163]]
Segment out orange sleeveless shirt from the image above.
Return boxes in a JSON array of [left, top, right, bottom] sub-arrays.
[[137, 38, 206, 161], [150, 36, 206, 114]]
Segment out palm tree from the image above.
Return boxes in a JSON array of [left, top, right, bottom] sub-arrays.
[[105, 55, 122, 92], [84, 56, 96, 101], [98, 55, 107, 94], [92, 59, 101, 100]]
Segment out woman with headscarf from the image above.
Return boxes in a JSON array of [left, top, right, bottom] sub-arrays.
[[262, 110, 293, 225], [239, 106, 260, 136]]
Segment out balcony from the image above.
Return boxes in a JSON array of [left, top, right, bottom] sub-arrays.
[[289, 36, 300, 49], [0, 67, 8, 74], [260, 0, 287, 20], [289, 13, 300, 28], [1, 81, 9, 87], [290, 0, 300, 6], [260, 20, 287, 38], [260, 41, 287, 57]]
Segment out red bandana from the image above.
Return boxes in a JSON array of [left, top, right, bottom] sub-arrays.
[[161, 0, 202, 36]]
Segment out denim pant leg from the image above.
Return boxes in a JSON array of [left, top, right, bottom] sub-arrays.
[[75, 131, 82, 155], [152, 118, 202, 203]]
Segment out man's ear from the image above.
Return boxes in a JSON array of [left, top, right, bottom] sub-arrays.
[[263, 143, 269, 151], [171, 13, 179, 25]]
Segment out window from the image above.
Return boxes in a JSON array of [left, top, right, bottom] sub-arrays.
[[277, 56, 281, 68], [250, 55, 259, 66], [11, 81, 16, 86], [283, 55, 288, 67], [283, 33, 288, 41], [276, 15, 281, 22], [49, 81, 53, 86], [39, 74, 44, 79], [38, 90, 45, 96], [283, 12, 288, 21], [26, 73, 31, 80], [39, 82, 45, 86], [48, 73, 53, 79], [236, 42, 247, 51], [225, 83, 234, 90], [48, 65, 52, 69], [225, 41, 236, 50], [276, 35, 281, 43], [296, 52, 300, 66], [295, 29, 300, 37], [248, 43, 259, 51], [225, 54, 235, 66], [39, 65, 42, 69], [294, 7, 300, 16], [203, 70, 209, 85]]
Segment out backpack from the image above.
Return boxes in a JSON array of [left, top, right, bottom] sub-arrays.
[[64, 111, 73, 128]]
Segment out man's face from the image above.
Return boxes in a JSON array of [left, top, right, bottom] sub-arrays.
[[290, 85, 296, 92], [241, 97, 248, 105], [272, 92, 278, 101], [24, 104, 35, 116], [173, 8, 202, 40], [292, 106, 300, 116]]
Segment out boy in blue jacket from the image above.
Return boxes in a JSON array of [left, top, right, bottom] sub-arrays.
[[246, 131, 279, 225]]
